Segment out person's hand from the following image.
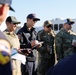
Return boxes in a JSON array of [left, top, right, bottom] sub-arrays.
[[17, 48, 23, 53], [31, 40, 42, 48], [47, 45, 52, 53], [72, 42, 76, 47], [18, 48, 31, 56], [72, 39, 76, 47], [31, 40, 38, 47]]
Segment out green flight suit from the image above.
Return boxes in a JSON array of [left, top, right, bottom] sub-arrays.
[[55, 28, 76, 61], [37, 29, 55, 75]]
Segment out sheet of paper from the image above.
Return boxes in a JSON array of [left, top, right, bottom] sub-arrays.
[[11, 53, 26, 64], [11, 48, 26, 64]]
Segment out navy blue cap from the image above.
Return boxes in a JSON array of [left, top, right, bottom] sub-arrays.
[[64, 18, 74, 25], [0, 0, 15, 12], [27, 13, 40, 21]]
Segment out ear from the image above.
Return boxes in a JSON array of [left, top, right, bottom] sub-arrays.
[[0, 5, 4, 16]]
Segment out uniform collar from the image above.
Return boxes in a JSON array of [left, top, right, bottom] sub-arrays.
[[23, 23, 35, 32], [4, 29, 15, 35]]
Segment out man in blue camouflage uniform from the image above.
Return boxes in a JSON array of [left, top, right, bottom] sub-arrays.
[[55, 18, 76, 61], [46, 52, 76, 75], [37, 20, 55, 75]]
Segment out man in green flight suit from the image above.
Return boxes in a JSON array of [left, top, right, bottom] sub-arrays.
[[37, 20, 55, 75], [55, 18, 76, 61]]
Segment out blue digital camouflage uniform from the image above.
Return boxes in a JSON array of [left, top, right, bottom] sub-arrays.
[[46, 52, 76, 75], [0, 31, 12, 75], [55, 28, 76, 61], [37, 29, 55, 75]]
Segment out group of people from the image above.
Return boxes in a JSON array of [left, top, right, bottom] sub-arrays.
[[2, 13, 55, 75], [16, 13, 56, 75], [46, 18, 76, 75], [0, 0, 76, 75]]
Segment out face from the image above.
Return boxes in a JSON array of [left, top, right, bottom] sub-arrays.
[[66, 23, 72, 30], [6, 22, 17, 31], [44, 26, 52, 33], [27, 18, 37, 27], [0, 4, 9, 25]]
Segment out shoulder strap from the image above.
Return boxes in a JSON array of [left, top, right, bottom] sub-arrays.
[[31, 29, 37, 40]]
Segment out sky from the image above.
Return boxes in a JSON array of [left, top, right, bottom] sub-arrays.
[[1, 0, 76, 30]]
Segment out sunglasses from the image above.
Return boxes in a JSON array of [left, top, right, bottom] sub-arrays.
[[11, 23, 18, 25]]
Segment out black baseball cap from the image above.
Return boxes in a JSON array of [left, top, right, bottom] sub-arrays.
[[27, 13, 40, 21], [0, 0, 15, 12], [6, 16, 21, 24]]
